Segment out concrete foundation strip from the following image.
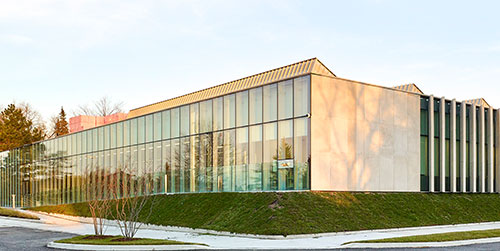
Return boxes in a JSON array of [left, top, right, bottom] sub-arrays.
[[343, 237, 500, 249], [47, 241, 209, 250]]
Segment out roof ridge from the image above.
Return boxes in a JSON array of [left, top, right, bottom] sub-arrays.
[[393, 83, 424, 94], [127, 58, 334, 118], [463, 98, 491, 108]]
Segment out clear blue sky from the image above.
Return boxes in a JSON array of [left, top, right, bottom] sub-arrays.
[[1, 0, 499, 122]]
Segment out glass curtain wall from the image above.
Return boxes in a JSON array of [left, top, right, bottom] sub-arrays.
[[419, 97, 496, 192], [0, 75, 311, 207], [420, 97, 430, 191]]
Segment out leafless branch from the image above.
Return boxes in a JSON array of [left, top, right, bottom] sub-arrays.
[[88, 174, 111, 236], [108, 157, 157, 239], [73, 97, 124, 117]]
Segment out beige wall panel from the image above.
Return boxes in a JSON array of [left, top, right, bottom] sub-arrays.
[[407, 153, 421, 189], [311, 75, 420, 192], [380, 91, 395, 125], [394, 156, 409, 190], [379, 155, 395, 191], [364, 156, 380, 190]]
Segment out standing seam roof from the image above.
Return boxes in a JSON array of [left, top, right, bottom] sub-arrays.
[[127, 58, 335, 119]]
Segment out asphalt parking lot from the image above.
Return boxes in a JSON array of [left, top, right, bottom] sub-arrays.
[[0, 227, 75, 251]]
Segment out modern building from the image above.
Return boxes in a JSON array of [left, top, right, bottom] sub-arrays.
[[0, 58, 499, 208]]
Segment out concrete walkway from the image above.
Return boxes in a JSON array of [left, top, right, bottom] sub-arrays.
[[3, 210, 500, 249]]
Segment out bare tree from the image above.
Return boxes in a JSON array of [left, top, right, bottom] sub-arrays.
[[94, 96, 124, 117], [88, 176, 111, 236], [18, 102, 44, 127], [108, 159, 157, 239], [73, 97, 124, 117], [18, 102, 47, 139], [75, 104, 95, 116], [47, 116, 59, 139]]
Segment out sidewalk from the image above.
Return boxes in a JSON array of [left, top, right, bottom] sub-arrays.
[[2, 210, 500, 249]]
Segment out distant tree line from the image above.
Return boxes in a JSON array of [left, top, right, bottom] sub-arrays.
[[0, 103, 46, 151], [0, 97, 124, 152]]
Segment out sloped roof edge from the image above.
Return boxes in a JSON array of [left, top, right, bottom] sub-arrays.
[[127, 58, 335, 119], [393, 83, 424, 94], [463, 98, 491, 108]]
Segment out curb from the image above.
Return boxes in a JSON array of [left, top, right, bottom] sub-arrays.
[[47, 241, 209, 250], [342, 237, 500, 249], [0, 215, 40, 223]]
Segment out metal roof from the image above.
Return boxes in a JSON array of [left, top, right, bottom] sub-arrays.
[[127, 58, 335, 119], [393, 83, 424, 94], [463, 98, 491, 108]]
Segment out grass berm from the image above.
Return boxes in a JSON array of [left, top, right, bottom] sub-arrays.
[[29, 192, 500, 236]]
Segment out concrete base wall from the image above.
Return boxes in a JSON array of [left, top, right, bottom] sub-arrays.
[[310, 75, 420, 192]]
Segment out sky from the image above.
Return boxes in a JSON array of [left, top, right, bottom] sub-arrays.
[[0, 0, 499, 123]]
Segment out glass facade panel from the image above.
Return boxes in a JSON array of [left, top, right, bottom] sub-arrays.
[[236, 91, 248, 127], [86, 131, 92, 152], [138, 116, 145, 144], [154, 113, 162, 141], [294, 76, 310, 117], [192, 136, 201, 192], [223, 130, 235, 191], [171, 138, 180, 193], [263, 123, 278, 190], [213, 97, 223, 131], [200, 100, 213, 133], [110, 149, 117, 198], [162, 110, 171, 140], [117, 148, 123, 198], [138, 144, 146, 195], [96, 128, 103, 151], [249, 125, 262, 191], [110, 124, 117, 149], [420, 97, 430, 191], [146, 114, 153, 143], [117, 122, 123, 147], [200, 133, 213, 192], [224, 94, 235, 129], [180, 137, 190, 192], [171, 108, 180, 138], [263, 84, 277, 122], [249, 87, 263, 125], [146, 143, 154, 194], [104, 150, 111, 198], [278, 120, 293, 190], [278, 80, 293, 120], [420, 136, 429, 191], [213, 132, 224, 191], [130, 119, 138, 145], [235, 127, 248, 191], [456, 105, 461, 191], [180, 106, 190, 137], [130, 145, 138, 195], [190, 103, 199, 135], [124, 120, 130, 146], [75, 134, 81, 154], [162, 140, 171, 193], [294, 118, 310, 190], [0, 75, 312, 207], [154, 142, 162, 194]]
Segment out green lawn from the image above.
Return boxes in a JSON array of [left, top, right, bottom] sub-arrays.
[[55, 235, 199, 245], [28, 192, 500, 236], [0, 207, 39, 220], [355, 229, 500, 243]]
